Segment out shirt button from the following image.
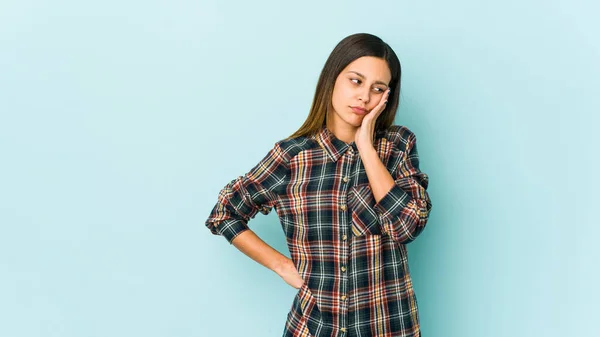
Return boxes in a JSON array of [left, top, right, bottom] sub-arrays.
[[340, 204, 347, 211], [341, 266, 347, 272], [341, 327, 347, 333], [342, 234, 347, 241], [341, 295, 347, 301], [343, 176, 349, 183]]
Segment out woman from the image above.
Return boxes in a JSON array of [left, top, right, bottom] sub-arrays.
[[205, 33, 432, 337]]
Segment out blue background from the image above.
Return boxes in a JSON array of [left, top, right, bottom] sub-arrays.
[[1, 0, 598, 336]]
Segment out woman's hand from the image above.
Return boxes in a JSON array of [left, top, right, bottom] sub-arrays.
[[276, 257, 305, 289], [355, 88, 391, 151]]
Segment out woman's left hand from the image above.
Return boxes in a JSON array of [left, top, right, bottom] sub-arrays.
[[355, 88, 390, 151]]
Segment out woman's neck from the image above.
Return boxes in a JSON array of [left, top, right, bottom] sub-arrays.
[[326, 119, 358, 144]]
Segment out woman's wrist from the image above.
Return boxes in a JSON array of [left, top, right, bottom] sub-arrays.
[[272, 255, 293, 276]]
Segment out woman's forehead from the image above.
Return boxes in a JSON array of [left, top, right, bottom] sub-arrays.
[[343, 57, 391, 84]]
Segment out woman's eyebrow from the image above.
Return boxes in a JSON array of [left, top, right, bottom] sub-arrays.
[[347, 71, 389, 87]]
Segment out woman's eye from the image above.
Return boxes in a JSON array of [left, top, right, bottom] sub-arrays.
[[351, 79, 386, 93]]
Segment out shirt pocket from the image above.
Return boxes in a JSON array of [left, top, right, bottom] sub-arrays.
[[348, 182, 382, 237]]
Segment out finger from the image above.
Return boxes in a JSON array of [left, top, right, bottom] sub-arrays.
[[370, 88, 391, 117], [382, 88, 390, 107]]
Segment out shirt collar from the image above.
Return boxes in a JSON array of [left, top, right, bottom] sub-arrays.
[[315, 126, 386, 162]]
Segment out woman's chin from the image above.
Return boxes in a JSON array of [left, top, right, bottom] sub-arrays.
[[348, 115, 366, 126]]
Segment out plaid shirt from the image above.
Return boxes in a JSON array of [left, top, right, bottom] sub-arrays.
[[206, 125, 432, 337]]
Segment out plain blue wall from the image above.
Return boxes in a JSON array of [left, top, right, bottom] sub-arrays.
[[1, 0, 598, 336]]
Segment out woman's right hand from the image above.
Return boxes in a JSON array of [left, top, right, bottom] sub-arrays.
[[276, 258, 305, 289]]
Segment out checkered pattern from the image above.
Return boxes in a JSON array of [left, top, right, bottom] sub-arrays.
[[206, 125, 432, 337]]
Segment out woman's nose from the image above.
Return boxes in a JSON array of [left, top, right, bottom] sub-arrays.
[[359, 88, 371, 104]]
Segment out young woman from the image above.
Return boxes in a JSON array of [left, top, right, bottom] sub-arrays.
[[206, 33, 432, 337]]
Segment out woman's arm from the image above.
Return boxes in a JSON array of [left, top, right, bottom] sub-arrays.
[[358, 131, 432, 244], [205, 142, 302, 287], [205, 142, 289, 243], [231, 230, 304, 289], [359, 145, 396, 203]]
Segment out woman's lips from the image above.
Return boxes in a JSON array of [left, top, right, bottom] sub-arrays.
[[351, 106, 368, 114]]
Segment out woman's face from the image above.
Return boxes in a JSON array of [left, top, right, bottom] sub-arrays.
[[328, 56, 392, 129]]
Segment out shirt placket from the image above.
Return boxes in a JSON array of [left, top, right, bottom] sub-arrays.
[[337, 144, 355, 336]]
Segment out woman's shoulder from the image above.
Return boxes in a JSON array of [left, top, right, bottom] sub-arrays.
[[382, 124, 418, 149], [270, 134, 320, 162]]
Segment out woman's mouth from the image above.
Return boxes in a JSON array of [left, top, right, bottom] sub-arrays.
[[350, 106, 368, 115]]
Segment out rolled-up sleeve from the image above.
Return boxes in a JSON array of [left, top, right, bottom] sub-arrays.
[[373, 133, 432, 244], [205, 142, 290, 244]]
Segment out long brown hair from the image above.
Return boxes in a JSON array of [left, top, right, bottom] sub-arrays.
[[287, 33, 401, 139]]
